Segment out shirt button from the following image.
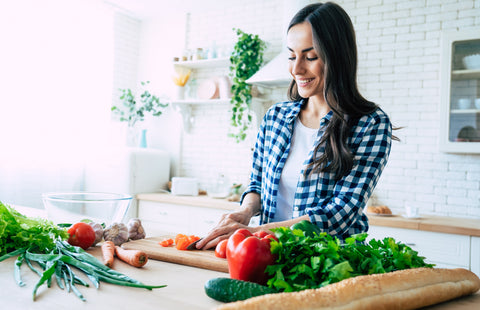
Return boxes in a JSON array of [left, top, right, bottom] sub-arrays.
[[294, 207, 299, 211]]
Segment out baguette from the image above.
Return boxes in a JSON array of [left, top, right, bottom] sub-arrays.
[[216, 268, 480, 310]]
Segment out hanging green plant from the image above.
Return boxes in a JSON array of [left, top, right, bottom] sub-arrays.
[[229, 28, 266, 143]]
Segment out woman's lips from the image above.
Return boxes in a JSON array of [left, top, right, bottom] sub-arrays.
[[296, 78, 314, 87]]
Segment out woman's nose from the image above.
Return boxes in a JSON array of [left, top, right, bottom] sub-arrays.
[[291, 58, 305, 75]]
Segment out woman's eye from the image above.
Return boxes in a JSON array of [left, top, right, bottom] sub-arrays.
[[306, 57, 318, 61], [288, 56, 296, 61]]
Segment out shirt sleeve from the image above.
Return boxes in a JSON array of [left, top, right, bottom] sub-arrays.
[[240, 118, 266, 205], [307, 112, 392, 237]]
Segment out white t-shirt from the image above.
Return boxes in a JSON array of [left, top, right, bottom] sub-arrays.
[[274, 117, 318, 222]]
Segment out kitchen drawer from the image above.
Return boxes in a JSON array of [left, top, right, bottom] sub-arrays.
[[190, 207, 227, 236], [471, 237, 480, 277], [138, 201, 190, 233], [367, 226, 470, 269]]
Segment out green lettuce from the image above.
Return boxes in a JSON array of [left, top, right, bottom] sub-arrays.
[[0, 202, 68, 257]]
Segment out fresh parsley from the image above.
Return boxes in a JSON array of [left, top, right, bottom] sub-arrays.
[[266, 227, 434, 292]]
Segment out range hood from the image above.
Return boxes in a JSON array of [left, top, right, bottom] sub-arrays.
[[246, 50, 291, 88], [246, 0, 315, 88]]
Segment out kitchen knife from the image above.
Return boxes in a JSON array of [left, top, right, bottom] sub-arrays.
[[186, 238, 202, 250], [186, 238, 214, 251]]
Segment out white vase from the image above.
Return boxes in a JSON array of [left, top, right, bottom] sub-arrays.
[[126, 126, 139, 147], [175, 86, 185, 100]]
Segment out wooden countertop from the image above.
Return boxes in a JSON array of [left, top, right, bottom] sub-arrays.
[[136, 192, 240, 211], [2, 247, 479, 310], [137, 193, 480, 237], [0, 246, 227, 309], [367, 214, 480, 237], [2, 204, 480, 309]]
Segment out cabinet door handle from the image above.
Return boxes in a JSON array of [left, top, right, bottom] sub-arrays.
[[405, 243, 416, 247]]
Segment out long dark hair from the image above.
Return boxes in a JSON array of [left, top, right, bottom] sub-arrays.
[[287, 2, 388, 181]]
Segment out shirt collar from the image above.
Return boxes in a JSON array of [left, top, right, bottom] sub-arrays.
[[286, 99, 333, 128], [285, 99, 305, 123]]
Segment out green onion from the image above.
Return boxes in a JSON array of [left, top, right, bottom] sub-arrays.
[[14, 254, 26, 287]]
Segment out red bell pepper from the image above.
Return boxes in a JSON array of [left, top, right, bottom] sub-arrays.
[[226, 228, 277, 285]]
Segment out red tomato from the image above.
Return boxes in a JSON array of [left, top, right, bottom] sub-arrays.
[[254, 231, 278, 242], [214, 239, 228, 258], [67, 222, 96, 250], [253, 231, 268, 238]]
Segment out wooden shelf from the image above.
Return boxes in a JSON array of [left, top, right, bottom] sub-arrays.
[[451, 68, 480, 80], [170, 98, 230, 105], [173, 58, 230, 69], [450, 108, 480, 114]]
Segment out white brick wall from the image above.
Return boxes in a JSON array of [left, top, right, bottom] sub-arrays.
[[113, 13, 141, 109], [135, 0, 480, 218]]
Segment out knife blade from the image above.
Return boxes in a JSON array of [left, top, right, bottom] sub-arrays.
[[186, 238, 202, 250]]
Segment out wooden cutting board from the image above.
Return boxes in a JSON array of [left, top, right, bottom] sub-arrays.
[[121, 236, 229, 273]]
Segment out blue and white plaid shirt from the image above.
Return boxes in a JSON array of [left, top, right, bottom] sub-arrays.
[[243, 99, 392, 241]]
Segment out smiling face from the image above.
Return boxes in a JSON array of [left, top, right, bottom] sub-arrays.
[[287, 22, 325, 102]]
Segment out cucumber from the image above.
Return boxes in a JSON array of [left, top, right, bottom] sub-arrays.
[[290, 220, 321, 237], [204, 277, 277, 303]]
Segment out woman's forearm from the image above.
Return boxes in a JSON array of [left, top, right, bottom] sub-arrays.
[[258, 215, 310, 233], [240, 192, 261, 218]]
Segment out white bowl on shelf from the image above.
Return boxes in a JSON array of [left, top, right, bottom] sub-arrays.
[[457, 98, 472, 110], [462, 54, 480, 70]]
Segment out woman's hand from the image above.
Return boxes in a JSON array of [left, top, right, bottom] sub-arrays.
[[196, 210, 251, 250], [196, 192, 260, 250]]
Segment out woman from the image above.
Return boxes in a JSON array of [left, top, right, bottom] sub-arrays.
[[197, 2, 393, 250]]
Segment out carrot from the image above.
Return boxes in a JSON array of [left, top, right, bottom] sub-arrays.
[[101, 241, 116, 267], [175, 233, 187, 245], [115, 246, 148, 268], [174, 234, 200, 250], [159, 238, 174, 247], [176, 237, 191, 250]]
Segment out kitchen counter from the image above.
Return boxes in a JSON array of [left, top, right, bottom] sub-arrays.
[[0, 245, 226, 310], [2, 204, 480, 309], [136, 192, 240, 211], [1, 245, 479, 310], [136, 193, 480, 237], [367, 213, 480, 237]]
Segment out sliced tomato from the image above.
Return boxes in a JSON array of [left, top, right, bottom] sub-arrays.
[[214, 239, 228, 258]]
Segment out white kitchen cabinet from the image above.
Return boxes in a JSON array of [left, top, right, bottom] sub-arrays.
[[138, 200, 229, 236], [471, 236, 480, 277], [440, 29, 480, 153], [367, 226, 471, 270], [138, 201, 191, 234]]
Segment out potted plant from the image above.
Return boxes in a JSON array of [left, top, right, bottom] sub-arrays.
[[111, 81, 168, 146], [229, 28, 266, 143]]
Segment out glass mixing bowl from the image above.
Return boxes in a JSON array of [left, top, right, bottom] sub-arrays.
[[42, 192, 132, 225]]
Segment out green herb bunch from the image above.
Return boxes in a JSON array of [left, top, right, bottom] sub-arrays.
[[0, 202, 68, 256], [266, 227, 434, 292], [0, 202, 166, 301], [229, 28, 266, 143], [111, 81, 168, 127]]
